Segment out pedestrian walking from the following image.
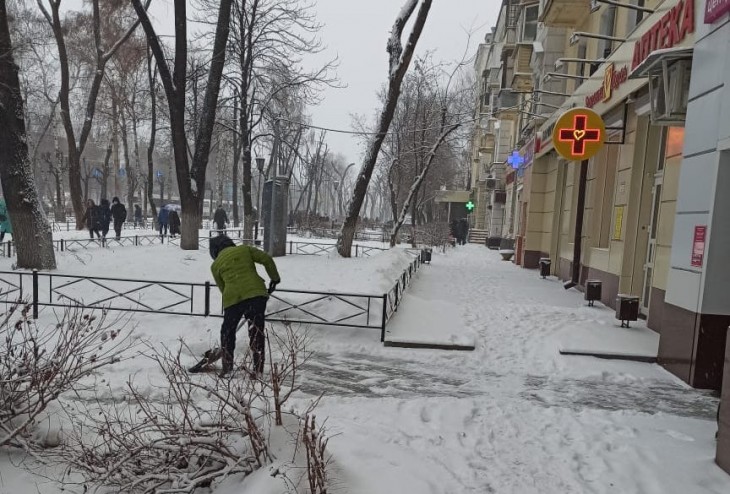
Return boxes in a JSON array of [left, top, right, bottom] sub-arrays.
[[158, 206, 169, 236], [459, 218, 470, 245], [83, 199, 101, 239], [213, 204, 228, 234], [169, 209, 181, 238], [110, 197, 127, 240], [0, 199, 12, 243], [134, 204, 143, 228], [209, 234, 280, 378], [97, 199, 112, 238]]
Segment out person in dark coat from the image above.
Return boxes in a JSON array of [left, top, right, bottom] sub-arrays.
[[158, 206, 170, 236], [110, 197, 127, 240], [83, 199, 101, 239], [134, 204, 143, 228], [169, 209, 181, 237], [97, 199, 112, 238], [213, 205, 228, 233], [459, 218, 470, 245]]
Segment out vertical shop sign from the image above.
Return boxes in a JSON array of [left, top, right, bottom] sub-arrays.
[[613, 206, 624, 240], [691, 225, 707, 267]]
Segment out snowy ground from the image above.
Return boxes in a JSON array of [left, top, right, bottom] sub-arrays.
[[1, 244, 729, 493]]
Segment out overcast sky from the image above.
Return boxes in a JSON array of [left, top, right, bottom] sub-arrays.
[[141, 0, 501, 161], [305, 0, 501, 162]]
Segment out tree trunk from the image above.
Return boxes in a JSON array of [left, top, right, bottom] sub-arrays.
[[232, 95, 240, 227], [146, 46, 158, 227], [0, 0, 56, 269], [336, 0, 432, 257], [133, 0, 233, 250]]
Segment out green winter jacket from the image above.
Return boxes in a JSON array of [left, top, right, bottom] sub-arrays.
[[0, 200, 12, 234], [211, 245, 281, 308]]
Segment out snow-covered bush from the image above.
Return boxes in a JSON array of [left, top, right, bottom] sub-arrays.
[[0, 303, 131, 451], [58, 323, 330, 493]]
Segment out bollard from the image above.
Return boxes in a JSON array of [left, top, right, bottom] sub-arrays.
[[204, 282, 211, 316], [381, 293, 388, 342], [32, 270, 39, 319]]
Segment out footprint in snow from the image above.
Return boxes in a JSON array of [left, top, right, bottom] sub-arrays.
[[664, 430, 695, 442]]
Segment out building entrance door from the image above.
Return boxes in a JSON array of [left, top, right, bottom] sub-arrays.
[[641, 171, 663, 316]]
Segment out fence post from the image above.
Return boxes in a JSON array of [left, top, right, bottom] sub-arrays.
[[61, 239, 65, 252], [289, 241, 293, 255], [135, 235, 139, 246], [32, 269, 39, 319], [204, 281, 211, 316], [381, 294, 388, 342], [355, 244, 359, 258]]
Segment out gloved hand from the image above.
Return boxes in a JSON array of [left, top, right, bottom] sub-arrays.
[[268, 280, 279, 294]]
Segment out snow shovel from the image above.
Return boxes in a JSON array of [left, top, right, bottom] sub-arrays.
[[188, 317, 251, 373]]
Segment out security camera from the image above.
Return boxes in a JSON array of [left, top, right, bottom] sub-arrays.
[[554, 59, 564, 71], [569, 33, 579, 46]]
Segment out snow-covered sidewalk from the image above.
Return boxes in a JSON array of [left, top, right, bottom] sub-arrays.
[[294, 245, 729, 494]]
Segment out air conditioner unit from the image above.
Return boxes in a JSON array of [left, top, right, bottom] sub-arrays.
[[649, 59, 691, 126], [590, 0, 601, 13], [485, 178, 498, 190]]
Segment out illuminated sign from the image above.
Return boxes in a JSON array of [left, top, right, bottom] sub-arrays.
[[552, 108, 606, 161], [507, 151, 525, 170], [585, 63, 629, 108], [465, 201, 475, 212], [632, 0, 695, 71], [705, 0, 730, 24]]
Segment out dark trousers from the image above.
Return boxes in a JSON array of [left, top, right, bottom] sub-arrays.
[[221, 296, 268, 373], [159, 223, 168, 236], [113, 220, 123, 239], [89, 228, 101, 239]]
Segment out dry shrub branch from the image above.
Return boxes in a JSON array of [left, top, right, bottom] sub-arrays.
[[58, 323, 328, 493], [0, 302, 132, 451]]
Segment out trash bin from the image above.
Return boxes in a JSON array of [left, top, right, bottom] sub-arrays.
[[539, 258, 551, 279], [585, 280, 603, 307], [615, 294, 640, 327], [421, 247, 432, 264]]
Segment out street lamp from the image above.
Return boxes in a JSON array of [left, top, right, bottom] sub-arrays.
[[255, 157, 265, 241]]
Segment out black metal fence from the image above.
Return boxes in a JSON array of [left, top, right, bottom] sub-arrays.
[[0, 256, 422, 339], [382, 254, 422, 340], [0, 270, 388, 332]]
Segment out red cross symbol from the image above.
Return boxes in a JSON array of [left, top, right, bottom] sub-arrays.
[[558, 115, 601, 157]]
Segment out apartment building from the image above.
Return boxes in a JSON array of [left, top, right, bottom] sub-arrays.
[[472, 0, 730, 473]]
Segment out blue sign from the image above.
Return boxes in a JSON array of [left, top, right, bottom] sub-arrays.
[[155, 170, 164, 178], [118, 168, 126, 177], [507, 151, 525, 170], [92, 167, 102, 178]]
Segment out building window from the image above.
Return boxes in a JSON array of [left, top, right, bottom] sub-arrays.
[[522, 4, 539, 42], [598, 5, 617, 59], [590, 132, 620, 248], [626, 0, 646, 33]]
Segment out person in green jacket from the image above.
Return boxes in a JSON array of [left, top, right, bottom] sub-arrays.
[[209, 235, 281, 377], [0, 199, 12, 243]]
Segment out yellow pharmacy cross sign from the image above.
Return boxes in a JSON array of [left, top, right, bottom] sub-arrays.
[[552, 108, 606, 161]]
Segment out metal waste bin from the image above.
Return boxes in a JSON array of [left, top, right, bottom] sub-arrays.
[[615, 294, 640, 327], [539, 258, 551, 279], [585, 280, 603, 307], [421, 248, 432, 264]]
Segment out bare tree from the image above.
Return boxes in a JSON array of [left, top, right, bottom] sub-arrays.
[[0, 0, 56, 269], [336, 0, 433, 257], [132, 0, 233, 249], [36, 0, 148, 226]]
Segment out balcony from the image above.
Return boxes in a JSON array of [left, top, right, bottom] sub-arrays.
[[540, 0, 591, 27], [479, 132, 496, 153], [511, 42, 535, 92]]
